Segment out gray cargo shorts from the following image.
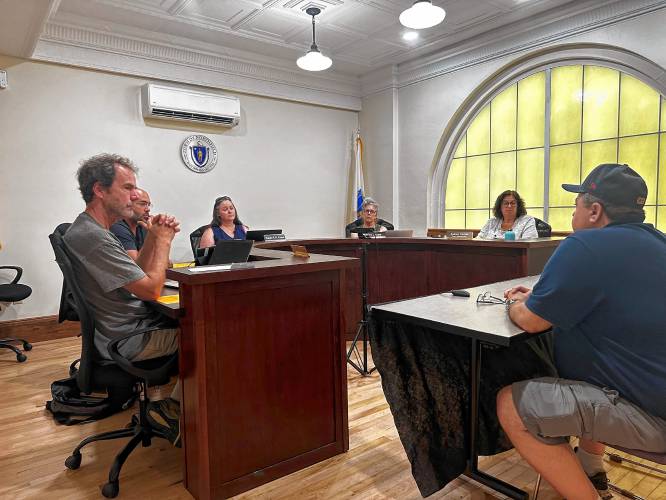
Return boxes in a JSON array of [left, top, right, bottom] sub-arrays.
[[512, 377, 666, 452]]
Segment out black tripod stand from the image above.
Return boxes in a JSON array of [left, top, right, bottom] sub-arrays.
[[347, 243, 376, 376]]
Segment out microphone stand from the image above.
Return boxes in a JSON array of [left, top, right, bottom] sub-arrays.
[[347, 242, 376, 376]]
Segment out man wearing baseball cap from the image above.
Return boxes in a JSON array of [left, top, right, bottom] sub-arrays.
[[495, 164, 666, 499]]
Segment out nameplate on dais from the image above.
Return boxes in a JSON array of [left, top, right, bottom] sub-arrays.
[[264, 233, 286, 241], [291, 245, 310, 258], [446, 230, 474, 239]]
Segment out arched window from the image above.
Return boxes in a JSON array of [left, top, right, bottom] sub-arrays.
[[442, 64, 666, 231]]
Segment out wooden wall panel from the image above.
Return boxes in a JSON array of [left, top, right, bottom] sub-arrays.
[[0, 315, 79, 343]]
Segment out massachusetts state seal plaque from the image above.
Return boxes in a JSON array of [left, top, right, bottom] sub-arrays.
[[181, 135, 218, 173]]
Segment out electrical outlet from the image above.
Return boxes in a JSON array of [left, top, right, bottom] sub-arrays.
[[0, 70, 7, 89]]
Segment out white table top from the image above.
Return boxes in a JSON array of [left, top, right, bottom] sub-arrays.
[[371, 275, 542, 346]]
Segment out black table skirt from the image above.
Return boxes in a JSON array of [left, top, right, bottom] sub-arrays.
[[368, 315, 557, 497]]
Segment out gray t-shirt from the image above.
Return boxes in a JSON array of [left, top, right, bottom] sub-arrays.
[[64, 212, 169, 359]]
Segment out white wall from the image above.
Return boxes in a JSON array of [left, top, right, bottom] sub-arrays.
[[359, 88, 394, 220], [360, 7, 666, 233], [0, 56, 358, 320]]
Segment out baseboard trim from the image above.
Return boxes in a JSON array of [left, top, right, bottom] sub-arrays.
[[0, 315, 79, 344]]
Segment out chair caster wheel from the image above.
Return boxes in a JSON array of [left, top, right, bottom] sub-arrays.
[[102, 481, 119, 498], [125, 414, 139, 428], [23, 343, 32, 351], [65, 453, 82, 470], [16, 353, 27, 362]]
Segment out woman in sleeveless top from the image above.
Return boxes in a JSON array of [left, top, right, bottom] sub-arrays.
[[198, 196, 249, 248]]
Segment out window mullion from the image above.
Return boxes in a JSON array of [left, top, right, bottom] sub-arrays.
[[544, 68, 552, 222]]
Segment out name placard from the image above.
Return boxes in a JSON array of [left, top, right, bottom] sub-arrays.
[[426, 228, 447, 238], [291, 244, 310, 258], [264, 233, 286, 241], [446, 230, 474, 239]]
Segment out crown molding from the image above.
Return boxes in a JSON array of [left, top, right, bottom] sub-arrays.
[[362, 0, 666, 96], [360, 65, 398, 96], [33, 21, 362, 110]]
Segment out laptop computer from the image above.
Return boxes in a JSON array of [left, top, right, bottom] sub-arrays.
[[207, 239, 254, 265], [383, 229, 414, 238], [245, 229, 283, 242]]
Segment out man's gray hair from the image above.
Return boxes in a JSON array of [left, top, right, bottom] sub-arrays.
[[581, 192, 645, 223], [77, 153, 137, 203], [362, 197, 379, 211]]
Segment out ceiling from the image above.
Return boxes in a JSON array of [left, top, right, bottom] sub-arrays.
[[1, 0, 621, 77]]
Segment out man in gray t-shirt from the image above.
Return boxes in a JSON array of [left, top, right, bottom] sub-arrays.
[[65, 211, 173, 359], [64, 154, 180, 360], [64, 153, 182, 445]]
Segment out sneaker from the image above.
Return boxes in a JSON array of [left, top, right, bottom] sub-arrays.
[[588, 471, 613, 500], [146, 397, 181, 447]]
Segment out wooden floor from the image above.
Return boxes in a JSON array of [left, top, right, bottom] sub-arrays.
[[1, 338, 664, 500]]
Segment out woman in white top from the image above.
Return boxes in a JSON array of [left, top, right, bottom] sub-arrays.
[[477, 190, 538, 239]]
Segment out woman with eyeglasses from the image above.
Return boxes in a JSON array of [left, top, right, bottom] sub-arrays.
[[198, 196, 248, 248], [477, 190, 538, 239], [349, 197, 390, 238]]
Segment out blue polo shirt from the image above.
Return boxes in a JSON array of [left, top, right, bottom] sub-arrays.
[[109, 219, 145, 252], [526, 223, 666, 419]]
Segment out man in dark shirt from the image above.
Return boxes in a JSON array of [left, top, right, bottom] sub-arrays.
[[496, 164, 666, 500], [110, 188, 151, 260]]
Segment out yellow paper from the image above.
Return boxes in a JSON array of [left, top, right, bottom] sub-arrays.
[[157, 295, 180, 304], [172, 261, 195, 268]]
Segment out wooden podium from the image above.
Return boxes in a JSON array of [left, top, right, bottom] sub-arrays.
[[166, 249, 355, 499]]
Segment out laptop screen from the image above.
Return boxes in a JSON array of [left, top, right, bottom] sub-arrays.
[[208, 239, 254, 265]]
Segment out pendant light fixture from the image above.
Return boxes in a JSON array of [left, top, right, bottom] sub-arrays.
[[399, 0, 446, 30], [297, 7, 332, 72]]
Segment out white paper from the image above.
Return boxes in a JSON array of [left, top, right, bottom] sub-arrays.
[[188, 264, 233, 273]]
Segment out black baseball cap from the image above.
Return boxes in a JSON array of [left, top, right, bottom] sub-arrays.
[[562, 163, 647, 209]]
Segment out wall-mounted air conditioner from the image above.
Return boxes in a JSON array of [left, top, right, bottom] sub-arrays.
[[141, 83, 240, 127]]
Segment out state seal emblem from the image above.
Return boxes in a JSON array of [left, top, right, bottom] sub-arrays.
[[181, 135, 218, 173]]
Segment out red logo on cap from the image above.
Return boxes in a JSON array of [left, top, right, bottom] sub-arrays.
[[589, 182, 597, 190]]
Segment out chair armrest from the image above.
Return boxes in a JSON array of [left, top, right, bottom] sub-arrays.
[[107, 326, 177, 382], [0, 266, 23, 284]]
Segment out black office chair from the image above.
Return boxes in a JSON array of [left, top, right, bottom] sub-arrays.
[[54, 223, 80, 323], [534, 217, 552, 237], [345, 218, 395, 237], [0, 266, 33, 362], [49, 226, 178, 498], [189, 224, 210, 259]]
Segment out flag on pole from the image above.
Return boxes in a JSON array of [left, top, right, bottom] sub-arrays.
[[351, 131, 365, 219]]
